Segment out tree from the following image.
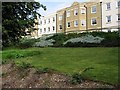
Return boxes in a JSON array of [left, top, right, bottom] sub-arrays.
[[2, 2, 46, 47]]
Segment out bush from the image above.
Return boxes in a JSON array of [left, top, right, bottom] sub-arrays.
[[47, 31, 119, 47], [33, 39, 55, 47], [16, 61, 33, 69], [63, 35, 104, 47], [70, 67, 94, 84], [18, 38, 39, 49]]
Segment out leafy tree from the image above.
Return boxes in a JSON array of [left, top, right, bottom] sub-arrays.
[[2, 2, 46, 47]]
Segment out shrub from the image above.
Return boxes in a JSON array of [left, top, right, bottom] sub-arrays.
[[18, 38, 39, 49], [70, 67, 94, 84], [16, 61, 33, 69], [33, 39, 55, 47], [47, 31, 119, 47], [63, 35, 104, 47]]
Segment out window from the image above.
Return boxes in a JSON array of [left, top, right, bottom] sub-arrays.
[[40, 29, 42, 33], [106, 16, 111, 23], [118, 1, 120, 7], [44, 20, 46, 24], [106, 3, 111, 10], [74, 20, 78, 27], [67, 11, 70, 17], [118, 14, 120, 21], [59, 24, 62, 30], [67, 22, 70, 27], [44, 28, 46, 32], [53, 26, 55, 31], [48, 27, 50, 32], [48, 19, 50, 23], [91, 6, 96, 13], [74, 9, 78, 16], [40, 21, 42, 25], [91, 18, 97, 25], [81, 20, 86, 26], [53, 17, 55, 22], [59, 15, 62, 20], [81, 8, 85, 14]]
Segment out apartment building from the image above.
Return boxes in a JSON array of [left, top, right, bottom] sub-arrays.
[[101, 0, 120, 32], [56, 1, 102, 33], [38, 13, 57, 36], [65, 2, 87, 33], [85, 2, 102, 32], [56, 8, 67, 33], [31, 0, 119, 38]]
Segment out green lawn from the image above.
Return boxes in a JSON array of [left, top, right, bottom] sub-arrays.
[[2, 47, 118, 84]]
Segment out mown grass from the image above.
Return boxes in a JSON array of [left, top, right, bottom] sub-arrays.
[[2, 47, 118, 84]]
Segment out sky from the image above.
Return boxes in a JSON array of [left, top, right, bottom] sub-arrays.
[[35, 0, 90, 16]]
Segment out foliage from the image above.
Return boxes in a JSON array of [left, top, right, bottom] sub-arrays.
[[18, 38, 39, 49], [2, 2, 46, 47], [33, 35, 55, 47], [2, 49, 41, 60], [16, 61, 32, 69], [33, 39, 55, 47], [35, 67, 55, 74], [49, 31, 119, 47], [63, 35, 104, 47], [47, 33, 67, 47], [0, 40, 2, 50], [70, 67, 94, 84]]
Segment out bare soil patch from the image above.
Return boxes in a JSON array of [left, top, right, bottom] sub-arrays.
[[1, 63, 115, 88]]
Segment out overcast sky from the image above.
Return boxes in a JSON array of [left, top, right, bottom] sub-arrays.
[[35, 0, 90, 16]]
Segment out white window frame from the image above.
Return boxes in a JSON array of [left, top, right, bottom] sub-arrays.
[[53, 26, 55, 31], [91, 18, 97, 25], [40, 29, 42, 33], [44, 20, 46, 24], [67, 22, 70, 28], [91, 6, 96, 13], [53, 17, 55, 22], [59, 24, 62, 30], [106, 3, 111, 10], [59, 15, 62, 20], [118, 1, 120, 8], [106, 15, 111, 23], [44, 28, 46, 32], [67, 11, 70, 17], [48, 27, 50, 32], [81, 8, 85, 14], [74, 9, 78, 16], [40, 21, 42, 25], [118, 14, 120, 21], [74, 20, 78, 27], [81, 20, 86, 27], [48, 18, 50, 23]]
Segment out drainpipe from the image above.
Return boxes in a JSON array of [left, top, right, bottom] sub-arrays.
[[100, 2, 102, 32], [84, 5, 88, 32]]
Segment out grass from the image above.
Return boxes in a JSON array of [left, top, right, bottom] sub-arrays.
[[2, 47, 118, 84]]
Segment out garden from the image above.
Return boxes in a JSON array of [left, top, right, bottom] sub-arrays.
[[1, 31, 119, 88]]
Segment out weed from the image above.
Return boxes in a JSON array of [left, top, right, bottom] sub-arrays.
[[35, 67, 55, 74], [70, 67, 94, 84]]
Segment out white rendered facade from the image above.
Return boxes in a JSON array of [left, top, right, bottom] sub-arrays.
[[38, 13, 57, 36], [101, 0, 120, 32]]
